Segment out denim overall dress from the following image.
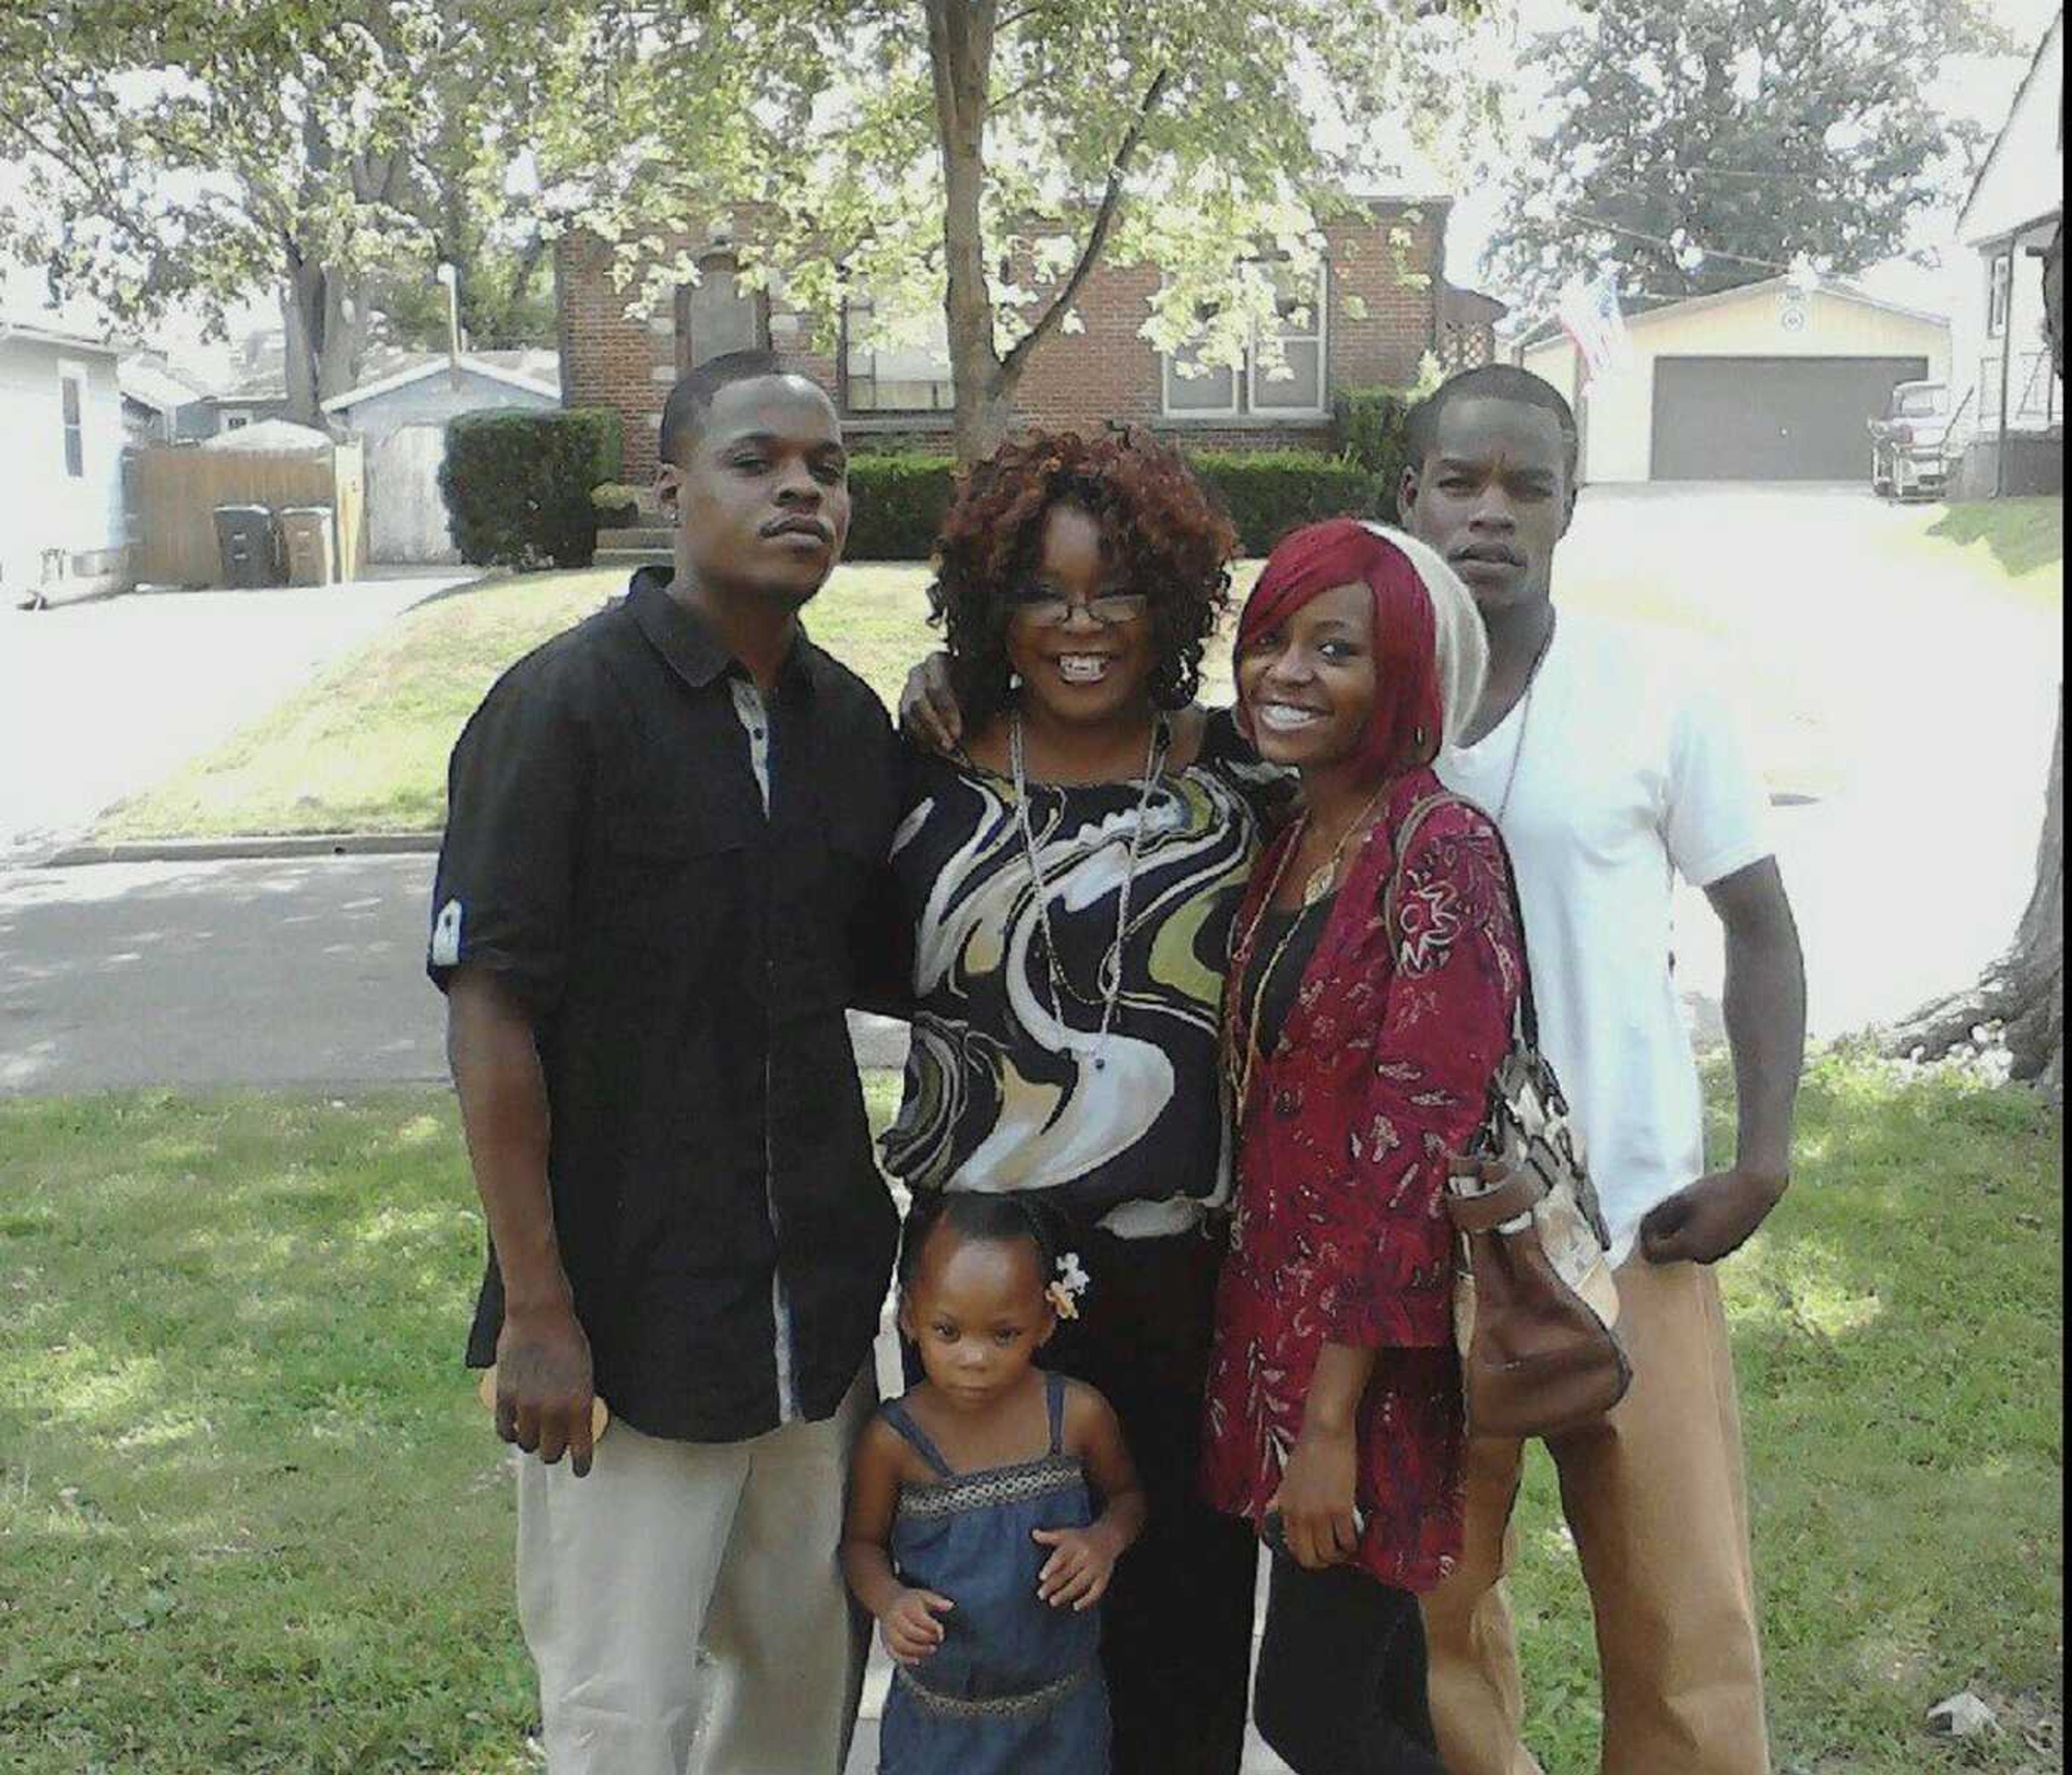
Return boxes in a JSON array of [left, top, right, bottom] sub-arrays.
[[877, 1370, 1111, 1773]]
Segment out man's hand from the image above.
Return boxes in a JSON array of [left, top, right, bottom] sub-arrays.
[[1639, 1166, 1788, 1266], [1269, 1419, 1361, 1572], [878, 1587, 955, 1664], [898, 651, 962, 756], [495, 1300, 597, 1477]]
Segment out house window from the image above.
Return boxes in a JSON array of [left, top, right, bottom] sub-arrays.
[[59, 363, 86, 478], [1249, 263, 1327, 415], [222, 412, 251, 431], [1988, 252, 2013, 338], [678, 256, 768, 370], [1161, 262, 1327, 419], [842, 298, 956, 413], [1160, 342, 1241, 416]]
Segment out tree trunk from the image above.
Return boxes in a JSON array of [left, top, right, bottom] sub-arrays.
[[281, 250, 367, 425], [924, 0, 1014, 466], [1886, 692, 2063, 1102]]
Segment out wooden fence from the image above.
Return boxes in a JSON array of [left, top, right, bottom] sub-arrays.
[[133, 441, 367, 586]]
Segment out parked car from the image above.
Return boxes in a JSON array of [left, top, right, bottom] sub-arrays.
[[1867, 380, 1954, 501]]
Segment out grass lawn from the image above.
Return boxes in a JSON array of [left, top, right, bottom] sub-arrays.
[[1, 1056, 2060, 1772], [1921, 495, 2066, 594]]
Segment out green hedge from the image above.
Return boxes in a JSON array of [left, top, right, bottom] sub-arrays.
[[440, 407, 624, 569], [1331, 385, 1421, 522], [844, 452, 958, 561], [1188, 450, 1383, 554], [836, 448, 1383, 562]]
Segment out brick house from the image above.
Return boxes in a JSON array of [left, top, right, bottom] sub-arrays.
[[556, 194, 1503, 479]]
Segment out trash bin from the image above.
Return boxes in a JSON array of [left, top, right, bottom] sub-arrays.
[[279, 506, 337, 587], [213, 505, 278, 588]]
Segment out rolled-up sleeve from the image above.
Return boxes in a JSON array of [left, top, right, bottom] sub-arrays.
[[426, 658, 589, 1019], [1311, 808, 1523, 1349]]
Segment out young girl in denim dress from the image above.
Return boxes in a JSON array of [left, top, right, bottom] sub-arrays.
[[842, 1194, 1147, 1774]]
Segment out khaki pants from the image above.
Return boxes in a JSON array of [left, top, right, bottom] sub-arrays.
[[516, 1369, 873, 1775], [1421, 1259, 1769, 1775]]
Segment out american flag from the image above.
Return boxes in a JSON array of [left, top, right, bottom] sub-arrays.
[[1557, 273, 1632, 389]]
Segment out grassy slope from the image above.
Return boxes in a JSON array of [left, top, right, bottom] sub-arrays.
[[1, 1058, 2060, 1773], [92, 565, 945, 842]]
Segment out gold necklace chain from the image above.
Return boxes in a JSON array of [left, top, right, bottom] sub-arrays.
[[1224, 780, 1390, 1112]]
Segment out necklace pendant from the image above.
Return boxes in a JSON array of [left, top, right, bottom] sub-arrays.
[[1093, 1055, 1107, 1072]]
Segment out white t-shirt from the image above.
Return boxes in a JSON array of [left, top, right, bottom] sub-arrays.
[[1436, 611, 1772, 1265]]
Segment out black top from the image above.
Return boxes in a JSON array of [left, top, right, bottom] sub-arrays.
[[428, 567, 904, 1443], [880, 708, 1292, 1234], [1238, 893, 1335, 1060]]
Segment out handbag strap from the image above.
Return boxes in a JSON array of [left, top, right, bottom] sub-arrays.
[[1446, 1165, 1548, 1233], [1381, 788, 1542, 1053]]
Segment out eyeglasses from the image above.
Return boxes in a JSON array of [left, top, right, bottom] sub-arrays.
[[1005, 587, 1150, 627]]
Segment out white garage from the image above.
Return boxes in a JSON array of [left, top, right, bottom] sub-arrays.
[[323, 352, 560, 562], [1520, 277, 1951, 484]]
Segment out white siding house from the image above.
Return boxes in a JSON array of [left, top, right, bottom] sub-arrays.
[[0, 319, 131, 605], [1950, 11, 2064, 495]]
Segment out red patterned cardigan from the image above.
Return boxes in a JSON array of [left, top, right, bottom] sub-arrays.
[[1202, 767, 1524, 1592]]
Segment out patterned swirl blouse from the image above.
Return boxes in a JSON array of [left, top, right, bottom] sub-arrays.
[[1201, 769, 1524, 1591], [881, 708, 1287, 1237]]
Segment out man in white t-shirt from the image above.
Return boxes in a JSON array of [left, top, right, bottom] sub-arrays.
[[1402, 365, 1807, 1775]]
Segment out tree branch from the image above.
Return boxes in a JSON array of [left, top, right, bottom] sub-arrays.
[[998, 66, 1170, 387]]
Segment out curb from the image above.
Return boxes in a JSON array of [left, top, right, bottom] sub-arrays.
[[42, 831, 443, 867]]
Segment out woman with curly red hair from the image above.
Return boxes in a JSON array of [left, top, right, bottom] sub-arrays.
[[877, 429, 1280, 1774]]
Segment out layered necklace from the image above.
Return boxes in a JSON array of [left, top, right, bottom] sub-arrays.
[[1008, 709, 1170, 1073], [1223, 779, 1389, 1113]]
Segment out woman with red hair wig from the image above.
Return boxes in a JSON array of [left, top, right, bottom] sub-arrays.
[[1201, 519, 1526, 1773]]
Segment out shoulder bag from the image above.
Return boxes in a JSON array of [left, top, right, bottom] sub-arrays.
[[1385, 792, 1632, 1441]]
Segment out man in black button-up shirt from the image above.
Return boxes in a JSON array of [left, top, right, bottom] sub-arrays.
[[430, 351, 902, 1774]]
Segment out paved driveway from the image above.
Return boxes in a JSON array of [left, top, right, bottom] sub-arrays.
[[1555, 485, 2062, 1043], [0, 571, 468, 863]]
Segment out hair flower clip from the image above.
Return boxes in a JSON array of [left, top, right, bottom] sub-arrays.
[[1046, 1252, 1090, 1320]]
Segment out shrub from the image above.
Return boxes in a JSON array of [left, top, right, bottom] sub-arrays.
[[440, 407, 624, 569], [1187, 450, 1384, 554], [844, 453, 958, 561], [1331, 386, 1420, 521], [833, 445, 1385, 562], [589, 482, 651, 526]]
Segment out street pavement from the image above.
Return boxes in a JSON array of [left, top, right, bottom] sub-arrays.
[[0, 570, 468, 865], [0, 851, 909, 1094]]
